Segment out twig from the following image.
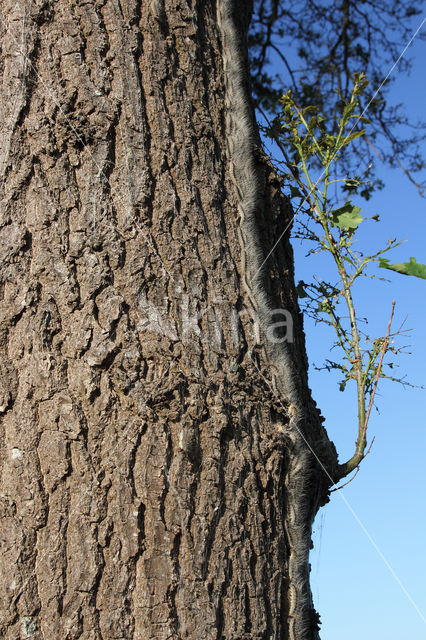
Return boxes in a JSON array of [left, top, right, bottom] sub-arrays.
[[361, 300, 395, 440], [330, 466, 360, 492]]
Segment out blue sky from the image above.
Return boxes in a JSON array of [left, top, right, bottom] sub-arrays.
[[288, 24, 426, 640]]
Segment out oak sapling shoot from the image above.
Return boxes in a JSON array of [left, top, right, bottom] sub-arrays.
[[264, 74, 423, 483]]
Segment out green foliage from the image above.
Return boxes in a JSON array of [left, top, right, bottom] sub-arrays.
[[379, 257, 426, 280], [269, 74, 421, 480], [331, 203, 362, 230], [249, 0, 426, 199]]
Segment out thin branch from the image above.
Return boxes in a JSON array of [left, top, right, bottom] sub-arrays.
[[269, 41, 298, 90], [330, 466, 360, 491], [362, 300, 395, 438], [337, 300, 395, 479]]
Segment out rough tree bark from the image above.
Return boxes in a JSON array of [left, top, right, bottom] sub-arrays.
[[0, 1, 338, 639]]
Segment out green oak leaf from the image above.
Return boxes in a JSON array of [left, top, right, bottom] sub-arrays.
[[331, 202, 363, 229], [342, 129, 365, 146], [379, 257, 426, 280]]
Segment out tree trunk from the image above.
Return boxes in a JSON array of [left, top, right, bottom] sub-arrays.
[[0, 1, 337, 639]]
